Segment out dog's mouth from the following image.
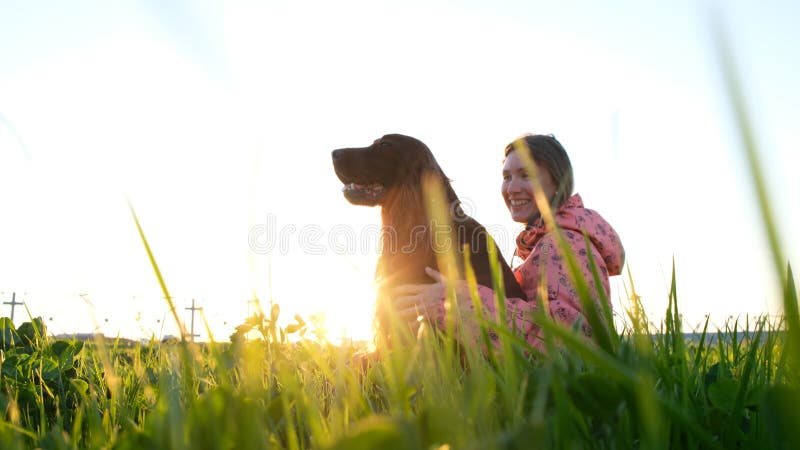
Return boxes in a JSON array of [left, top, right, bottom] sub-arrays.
[[341, 182, 386, 205]]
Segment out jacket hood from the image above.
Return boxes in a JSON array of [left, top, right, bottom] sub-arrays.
[[519, 194, 625, 275]]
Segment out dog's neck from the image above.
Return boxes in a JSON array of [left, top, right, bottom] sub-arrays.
[[376, 181, 462, 287]]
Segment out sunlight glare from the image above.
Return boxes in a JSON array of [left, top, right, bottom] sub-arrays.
[[304, 277, 377, 346]]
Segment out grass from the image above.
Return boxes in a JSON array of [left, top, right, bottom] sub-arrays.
[[0, 18, 797, 450], [0, 287, 795, 449]]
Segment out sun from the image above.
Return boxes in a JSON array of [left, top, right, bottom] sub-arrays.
[[309, 277, 377, 345]]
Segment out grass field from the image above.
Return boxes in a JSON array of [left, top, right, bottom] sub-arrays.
[[0, 273, 797, 450]]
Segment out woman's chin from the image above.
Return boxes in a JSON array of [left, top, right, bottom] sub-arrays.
[[510, 208, 534, 223]]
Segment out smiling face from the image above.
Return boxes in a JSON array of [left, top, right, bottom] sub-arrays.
[[501, 150, 557, 223]]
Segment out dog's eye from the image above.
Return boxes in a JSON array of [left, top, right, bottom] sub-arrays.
[[379, 141, 391, 148]]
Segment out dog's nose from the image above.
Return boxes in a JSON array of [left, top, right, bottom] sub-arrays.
[[332, 149, 344, 161]]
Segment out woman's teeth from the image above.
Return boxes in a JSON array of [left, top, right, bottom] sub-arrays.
[[510, 199, 530, 207]]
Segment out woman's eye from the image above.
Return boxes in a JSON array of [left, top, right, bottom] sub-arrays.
[[502, 175, 511, 182]]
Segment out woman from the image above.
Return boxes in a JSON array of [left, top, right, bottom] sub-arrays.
[[392, 134, 625, 350]]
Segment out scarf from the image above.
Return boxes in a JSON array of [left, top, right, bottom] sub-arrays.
[[514, 194, 583, 261]]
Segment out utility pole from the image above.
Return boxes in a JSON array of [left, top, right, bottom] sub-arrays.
[[3, 292, 23, 322], [184, 299, 202, 342]]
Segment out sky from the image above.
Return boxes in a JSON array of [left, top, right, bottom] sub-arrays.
[[0, 0, 797, 342]]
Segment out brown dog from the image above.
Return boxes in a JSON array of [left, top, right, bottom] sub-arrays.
[[331, 134, 525, 340]]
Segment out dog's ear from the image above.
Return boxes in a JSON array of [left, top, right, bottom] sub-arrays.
[[417, 156, 463, 221], [408, 147, 442, 181]]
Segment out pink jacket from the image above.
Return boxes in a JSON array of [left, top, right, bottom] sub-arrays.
[[435, 194, 625, 351]]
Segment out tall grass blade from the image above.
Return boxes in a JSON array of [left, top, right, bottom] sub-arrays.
[[421, 171, 462, 358], [126, 197, 187, 341], [730, 321, 763, 437], [711, 16, 799, 362], [462, 247, 500, 368], [691, 315, 711, 375], [583, 232, 619, 350], [785, 264, 799, 357]]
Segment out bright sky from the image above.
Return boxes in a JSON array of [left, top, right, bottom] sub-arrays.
[[0, 0, 797, 341]]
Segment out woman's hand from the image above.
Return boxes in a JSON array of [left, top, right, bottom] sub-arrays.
[[392, 267, 471, 325]]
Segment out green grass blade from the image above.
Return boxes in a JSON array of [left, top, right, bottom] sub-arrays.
[[583, 232, 619, 350], [731, 322, 763, 430], [711, 16, 799, 364], [126, 197, 187, 341]]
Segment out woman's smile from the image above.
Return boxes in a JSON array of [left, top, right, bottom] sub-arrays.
[[509, 199, 531, 207]]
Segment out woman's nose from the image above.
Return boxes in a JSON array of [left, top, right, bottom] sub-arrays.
[[506, 177, 523, 193]]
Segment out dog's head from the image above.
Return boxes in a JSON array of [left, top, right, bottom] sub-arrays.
[[331, 134, 442, 206]]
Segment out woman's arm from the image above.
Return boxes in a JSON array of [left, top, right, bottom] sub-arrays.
[[394, 230, 614, 350], [393, 268, 544, 350]]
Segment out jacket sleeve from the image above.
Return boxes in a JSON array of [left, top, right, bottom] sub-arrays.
[[429, 264, 543, 351]]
